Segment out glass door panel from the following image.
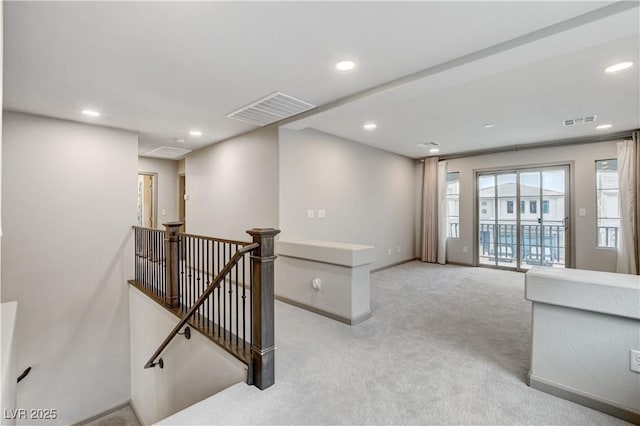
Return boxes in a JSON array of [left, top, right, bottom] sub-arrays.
[[519, 172, 542, 269], [477, 166, 570, 271], [542, 169, 566, 268], [478, 175, 496, 266], [496, 174, 517, 267]]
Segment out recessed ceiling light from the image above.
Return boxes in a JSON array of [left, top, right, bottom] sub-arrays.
[[363, 123, 377, 130], [604, 61, 633, 74], [596, 124, 612, 130], [336, 60, 356, 72], [189, 130, 202, 137], [429, 148, 440, 153], [82, 109, 100, 117], [483, 124, 495, 128]]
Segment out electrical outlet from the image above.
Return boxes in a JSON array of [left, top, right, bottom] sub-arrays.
[[462, 247, 468, 253], [312, 278, 322, 290], [307, 210, 314, 219], [388, 249, 392, 256], [631, 349, 640, 373]]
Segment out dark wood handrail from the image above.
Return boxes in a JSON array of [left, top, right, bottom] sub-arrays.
[[131, 225, 250, 247], [144, 242, 260, 369], [178, 231, 251, 246], [132, 225, 165, 231]]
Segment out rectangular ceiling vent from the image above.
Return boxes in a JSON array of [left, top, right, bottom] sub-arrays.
[[563, 115, 597, 126], [144, 146, 192, 159], [226, 92, 316, 126]]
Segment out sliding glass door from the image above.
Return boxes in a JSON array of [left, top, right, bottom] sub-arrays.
[[477, 166, 570, 270]]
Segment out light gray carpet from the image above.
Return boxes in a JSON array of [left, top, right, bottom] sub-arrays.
[[159, 262, 630, 425], [82, 405, 140, 426]]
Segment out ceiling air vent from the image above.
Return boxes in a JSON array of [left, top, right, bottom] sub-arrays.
[[563, 115, 597, 126], [144, 146, 192, 159], [226, 92, 316, 126]]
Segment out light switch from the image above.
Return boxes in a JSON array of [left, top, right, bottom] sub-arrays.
[[579, 208, 586, 217], [317, 210, 326, 219], [184, 194, 189, 201], [307, 210, 315, 219], [161, 209, 166, 216]]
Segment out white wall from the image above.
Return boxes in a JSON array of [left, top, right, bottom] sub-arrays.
[[1, 112, 137, 425], [444, 140, 619, 272], [1, 302, 17, 426], [138, 157, 179, 227], [185, 126, 279, 241], [1, 0, 4, 302], [279, 129, 416, 271], [129, 286, 246, 425]]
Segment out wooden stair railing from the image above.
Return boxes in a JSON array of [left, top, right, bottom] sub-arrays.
[[130, 224, 280, 390], [144, 242, 258, 369]]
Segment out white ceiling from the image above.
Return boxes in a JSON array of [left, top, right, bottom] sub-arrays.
[[4, 1, 639, 159]]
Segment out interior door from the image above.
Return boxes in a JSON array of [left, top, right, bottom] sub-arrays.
[[137, 174, 155, 228]]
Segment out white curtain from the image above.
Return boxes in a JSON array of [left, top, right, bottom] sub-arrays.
[[437, 161, 448, 264], [421, 158, 438, 263], [616, 135, 639, 275]]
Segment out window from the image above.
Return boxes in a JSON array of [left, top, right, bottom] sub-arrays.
[[596, 159, 620, 248], [542, 200, 549, 214], [520, 200, 525, 213], [530, 200, 537, 214], [446, 172, 460, 238], [507, 201, 514, 214]]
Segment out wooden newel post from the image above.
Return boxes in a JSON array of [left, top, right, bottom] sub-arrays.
[[246, 227, 281, 390], [164, 222, 184, 308]]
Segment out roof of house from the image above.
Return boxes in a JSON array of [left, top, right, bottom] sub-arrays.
[[479, 183, 563, 197]]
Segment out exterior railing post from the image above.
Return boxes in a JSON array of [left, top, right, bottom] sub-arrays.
[[246, 227, 281, 390], [164, 222, 184, 308]]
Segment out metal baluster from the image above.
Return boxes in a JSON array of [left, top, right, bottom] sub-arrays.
[[154, 231, 158, 296], [142, 230, 146, 288], [242, 251, 246, 348], [186, 236, 190, 310], [229, 243, 233, 340], [191, 236, 195, 310], [152, 231, 156, 295], [235, 244, 239, 346], [135, 229, 139, 282], [217, 241, 221, 337], [199, 237, 204, 326], [223, 242, 227, 339], [179, 234, 184, 306], [249, 250, 253, 348], [205, 239, 209, 333]]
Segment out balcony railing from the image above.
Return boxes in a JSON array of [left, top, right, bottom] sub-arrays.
[[130, 223, 280, 390], [478, 222, 565, 266], [597, 226, 619, 248], [448, 222, 460, 239]]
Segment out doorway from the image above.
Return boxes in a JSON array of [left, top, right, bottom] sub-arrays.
[[476, 165, 570, 271], [137, 173, 157, 228]]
